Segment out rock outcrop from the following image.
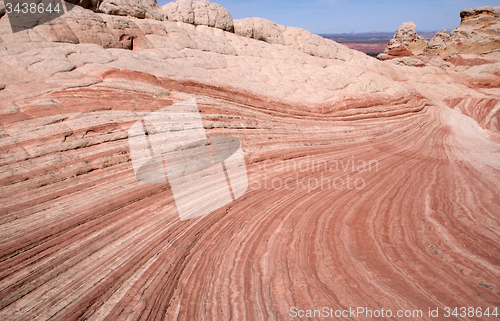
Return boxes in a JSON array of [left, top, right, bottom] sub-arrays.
[[234, 17, 284, 44], [163, 0, 234, 32], [381, 6, 500, 59], [99, 0, 163, 20], [66, 0, 163, 20], [378, 22, 428, 60], [425, 28, 451, 54], [447, 6, 500, 55], [0, 5, 411, 104], [233, 18, 359, 61], [0, 3, 500, 321], [6, 5, 154, 50]]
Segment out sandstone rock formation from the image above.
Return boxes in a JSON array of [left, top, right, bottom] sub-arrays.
[[163, 0, 234, 32], [0, 2, 500, 320], [448, 6, 500, 54], [425, 28, 451, 53], [99, 0, 163, 20], [381, 6, 500, 59], [66, 0, 163, 20], [234, 17, 284, 44], [378, 22, 428, 60], [233, 18, 358, 61], [0, 5, 392, 101]]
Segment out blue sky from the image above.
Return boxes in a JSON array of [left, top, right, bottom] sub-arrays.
[[157, 0, 499, 34]]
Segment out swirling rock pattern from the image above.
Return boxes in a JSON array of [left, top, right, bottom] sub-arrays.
[[0, 5, 500, 321]]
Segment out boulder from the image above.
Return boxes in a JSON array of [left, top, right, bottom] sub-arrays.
[[163, 0, 194, 24], [163, 0, 234, 32], [192, 0, 233, 32], [234, 18, 284, 45], [233, 18, 253, 38]]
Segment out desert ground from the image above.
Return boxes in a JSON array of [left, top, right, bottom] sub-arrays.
[[0, 1, 499, 320]]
